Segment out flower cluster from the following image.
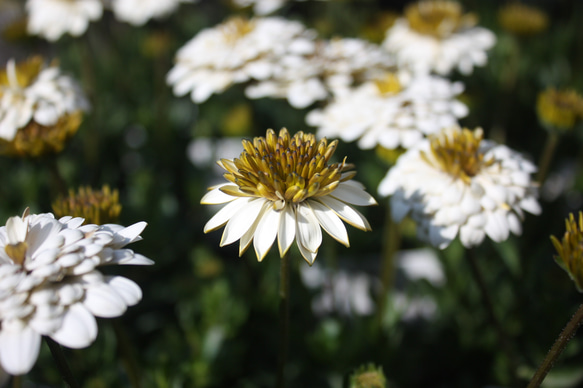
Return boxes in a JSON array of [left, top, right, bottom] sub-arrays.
[[0, 210, 152, 375]]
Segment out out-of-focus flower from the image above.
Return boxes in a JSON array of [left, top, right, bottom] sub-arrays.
[[378, 127, 541, 249], [349, 364, 387, 388], [551, 212, 583, 292], [383, 0, 496, 75], [52, 185, 122, 225], [247, 37, 393, 109], [397, 248, 445, 287], [25, 0, 102, 41], [0, 57, 89, 143], [0, 209, 153, 375], [498, 3, 548, 36], [537, 88, 583, 131], [201, 128, 376, 264], [167, 16, 316, 104], [307, 72, 468, 150], [111, 0, 196, 26], [232, 0, 330, 15]]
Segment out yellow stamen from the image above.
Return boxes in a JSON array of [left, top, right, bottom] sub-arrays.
[[52, 185, 122, 225], [405, 0, 477, 38], [551, 212, 583, 292]]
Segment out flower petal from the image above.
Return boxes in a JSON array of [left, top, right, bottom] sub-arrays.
[[253, 203, 282, 261], [317, 196, 371, 231], [330, 181, 377, 206], [49, 303, 97, 349], [0, 320, 41, 375], [307, 200, 349, 247], [220, 198, 266, 247], [105, 276, 142, 306], [83, 283, 127, 318], [296, 204, 322, 254], [200, 184, 239, 205], [277, 205, 296, 257], [203, 197, 252, 233]]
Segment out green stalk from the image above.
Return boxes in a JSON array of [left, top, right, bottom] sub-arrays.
[[537, 131, 559, 185], [44, 337, 80, 388], [527, 303, 583, 388], [276, 252, 290, 388]]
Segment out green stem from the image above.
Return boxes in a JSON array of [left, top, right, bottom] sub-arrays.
[[113, 319, 142, 388], [276, 252, 290, 388], [537, 131, 559, 185], [527, 303, 583, 388], [47, 156, 68, 197], [44, 337, 80, 388]]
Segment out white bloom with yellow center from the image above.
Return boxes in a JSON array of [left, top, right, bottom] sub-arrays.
[[111, 0, 196, 26], [0, 58, 89, 141], [26, 0, 103, 41], [167, 17, 316, 104], [378, 127, 541, 249], [201, 128, 376, 264], [383, 0, 495, 75], [307, 72, 467, 150], [0, 210, 153, 375]]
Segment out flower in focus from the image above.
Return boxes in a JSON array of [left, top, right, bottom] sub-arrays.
[[498, 3, 549, 36], [537, 88, 583, 131], [306, 71, 468, 150], [382, 0, 496, 75], [167, 16, 317, 104], [111, 0, 196, 26], [201, 128, 376, 264], [551, 212, 583, 292], [378, 126, 541, 249], [25, 0, 103, 41], [0, 209, 153, 375], [0, 57, 89, 145], [52, 185, 122, 225]]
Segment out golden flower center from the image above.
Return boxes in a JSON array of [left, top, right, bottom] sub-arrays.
[[374, 73, 402, 95], [422, 127, 494, 184], [221, 17, 256, 44], [52, 185, 122, 225], [498, 3, 549, 36], [0, 56, 44, 94], [220, 128, 355, 209], [405, 0, 477, 38], [537, 88, 583, 130]]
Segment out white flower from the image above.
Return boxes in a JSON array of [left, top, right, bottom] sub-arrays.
[[0, 57, 89, 141], [0, 210, 153, 375], [201, 128, 376, 264], [232, 0, 330, 15], [378, 127, 541, 249], [306, 72, 468, 150], [26, 0, 103, 41], [246, 37, 393, 109], [167, 16, 316, 104], [111, 0, 196, 26], [382, 1, 496, 75]]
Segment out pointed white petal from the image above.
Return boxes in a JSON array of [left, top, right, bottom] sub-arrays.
[[0, 321, 41, 375], [200, 184, 238, 205], [220, 198, 266, 246], [277, 205, 296, 257], [297, 239, 317, 265], [295, 204, 322, 254], [203, 197, 252, 233], [330, 181, 377, 206], [307, 200, 349, 247], [111, 222, 147, 246], [317, 196, 371, 231], [253, 204, 281, 261], [49, 303, 97, 349], [83, 283, 127, 318], [111, 250, 154, 266]]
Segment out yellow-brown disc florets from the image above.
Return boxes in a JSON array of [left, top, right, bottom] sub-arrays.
[[52, 185, 122, 225], [219, 128, 355, 210], [405, 0, 477, 38], [498, 3, 549, 36], [374, 72, 402, 95], [537, 88, 583, 131], [551, 212, 583, 292], [221, 17, 256, 43], [422, 127, 494, 184]]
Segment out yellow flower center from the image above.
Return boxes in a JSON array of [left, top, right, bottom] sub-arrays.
[[0, 56, 44, 92], [498, 3, 549, 36], [537, 88, 583, 130], [221, 17, 255, 44], [421, 127, 494, 184], [405, 0, 477, 38], [374, 73, 402, 95], [219, 128, 354, 209], [52, 185, 122, 225]]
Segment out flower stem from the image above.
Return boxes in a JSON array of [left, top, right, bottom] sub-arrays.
[[537, 131, 559, 185], [113, 319, 142, 388], [527, 303, 583, 388], [11, 375, 20, 388], [47, 156, 68, 197], [44, 337, 80, 388], [276, 252, 290, 388]]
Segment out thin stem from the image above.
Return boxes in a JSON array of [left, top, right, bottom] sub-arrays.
[[537, 131, 559, 185], [44, 337, 80, 388], [527, 303, 583, 388], [11, 375, 20, 388], [47, 156, 68, 197], [113, 319, 142, 388], [276, 252, 290, 388], [374, 205, 401, 332], [466, 249, 520, 385]]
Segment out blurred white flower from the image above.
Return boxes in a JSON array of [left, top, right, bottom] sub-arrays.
[[0, 57, 89, 141], [306, 72, 467, 150], [378, 127, 541, 249], [383, 0, 495, 75], [111, 0, 196, 26], [0, 210, 153, 375], [26, 0, 102, 41], [167, 16, 316, 104], [232, 0, 330, 15], [201, 128, 376, 264], [397, 248, 445, 287]]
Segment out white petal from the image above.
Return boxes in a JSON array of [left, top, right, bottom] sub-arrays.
[[110, 222, 147, 247], [277, 205, 296, 257], [295, 204, 322, 254], [253, 204, 281, 261], [0, 321, 41, 375], [105, 276, 142, 306], [484, 210, 510, 243], [330, 181, 377, 206], [308, 200, 349, 247], [459, 224, 486, 248], [220, 198, 266, 246], [317, 196, 371, 231], [49, 303, 97, 349], [297, 239, 317, 265], [203, 197, 252, 233], [83, 283, 127, 318], [111, 251, 154, 266], [200, 184, 239, 205]]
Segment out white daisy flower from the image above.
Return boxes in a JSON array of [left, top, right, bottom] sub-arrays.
[[382, 0, 496, 75], [246, 37, 393, 109], [232, 0, 330, 15], [111, 0, 196, 26], [378, 127, 541, 249], [26, 0, 103, 41], [0, 57, 89, 142], [167, 16, 316, 104], [0, 209, 153, 375], [201, 128, 377, 264], [306, 72, 468, 150]]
